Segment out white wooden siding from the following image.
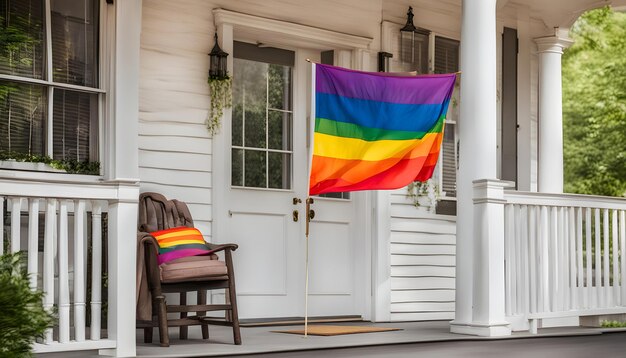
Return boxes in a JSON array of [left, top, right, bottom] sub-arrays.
[[139, 0, 214, 238], [389, 188, 456, 322]]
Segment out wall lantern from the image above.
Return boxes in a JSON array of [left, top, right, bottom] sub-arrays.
[[378, 52, 393, 72], [400, 6, 431, 73], [209, 33, 229, 80]]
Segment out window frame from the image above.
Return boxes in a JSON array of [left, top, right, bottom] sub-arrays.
[[231, 43, 295, 191], [430, 34, 460, 207], [0, 0, 108, 176]]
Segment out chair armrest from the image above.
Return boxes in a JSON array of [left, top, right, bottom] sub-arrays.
[[206, 242, 239, 252], [138, 231, 158, 247]]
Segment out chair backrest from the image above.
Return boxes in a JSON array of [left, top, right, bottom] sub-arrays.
[[138, 192, 194, 233]]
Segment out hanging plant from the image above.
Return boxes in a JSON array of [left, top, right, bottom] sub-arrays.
[[207, 75, 232, 136], [406, 179, 440, 211]]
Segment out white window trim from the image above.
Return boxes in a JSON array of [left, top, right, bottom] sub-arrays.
[[0, 0, 113, 180]]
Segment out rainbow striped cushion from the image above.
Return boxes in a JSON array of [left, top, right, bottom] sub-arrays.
[[151, 227, 214, 265]]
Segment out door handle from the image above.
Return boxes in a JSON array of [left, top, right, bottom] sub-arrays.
[[308, 209, 315, 221], [293, 210, 299, 222]]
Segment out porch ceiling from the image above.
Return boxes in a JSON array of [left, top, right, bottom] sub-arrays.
[[506, 0, 626, 28]]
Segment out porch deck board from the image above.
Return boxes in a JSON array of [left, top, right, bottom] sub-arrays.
[[36, 321, 617, 358]]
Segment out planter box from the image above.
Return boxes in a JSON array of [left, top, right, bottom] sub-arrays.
[[0, 160, 67, 173]]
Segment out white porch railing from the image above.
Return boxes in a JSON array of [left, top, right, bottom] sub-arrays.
[[0, 177, 138, 355], [503, 191, 626, 333]]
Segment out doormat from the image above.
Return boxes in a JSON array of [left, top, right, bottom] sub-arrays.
[[273, 325, 402, 336]]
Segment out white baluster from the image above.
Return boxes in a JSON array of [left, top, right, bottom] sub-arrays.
[[515, 204, 523, 315], [58, 200, 70, 343], [27, 199, 39, 290], [558, 207, 567, 311], [612, 210, 619, 306], [576, 208, 584, 310], [505, 204, 513, 316], [568, 207, 577, 310], [529, 206, 537, 314], [11, 197, 22, 253], [619, 210, 626, 306], [585, 208, 593, 308], [43, 199, 57, 344], [541, 206, 554, 312], [529, 206, 541, 313], [91, 202, 103, 340], [0, 197, 4, 255], [603, 209, 610, 307], [595, 208, 602, 308], [74, 200, 86, 342], [521, 205, 530, 314]]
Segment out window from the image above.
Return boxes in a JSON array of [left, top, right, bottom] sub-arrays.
[[433, 36, 460, 215], [231, 42, 294, 189], [0, 0, 101, 166]]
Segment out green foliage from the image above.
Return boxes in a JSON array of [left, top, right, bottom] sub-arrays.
[[0, 150, 100, 175], [207, 76, 232, 136], [0, 252, 55, 357], [406, 179, 440, 209], [601, 320, 626, 328], [563, 7, 626, 197]]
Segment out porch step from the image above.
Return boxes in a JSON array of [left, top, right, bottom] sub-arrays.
[[239, 315, 362, 327]]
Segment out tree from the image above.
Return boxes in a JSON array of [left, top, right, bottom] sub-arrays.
[[563, 7, 626, 197]]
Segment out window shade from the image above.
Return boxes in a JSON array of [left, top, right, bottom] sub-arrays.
[[0, 0, 45, 79], [0, 81, 46, 155]]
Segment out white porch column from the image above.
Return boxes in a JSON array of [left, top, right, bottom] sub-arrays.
[[535, 35, 573, 193], [471, 179, 514, 336], [451, 0, 499, 334], [100, 0, 142, 356]]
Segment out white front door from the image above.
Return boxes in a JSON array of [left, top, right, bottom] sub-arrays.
[[218, 44, 363, 319]]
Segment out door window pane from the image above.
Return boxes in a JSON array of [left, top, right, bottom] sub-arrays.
[[268, 152, 290, 189], [268, 64, 291, 110], [51, 0, 99, 87], [231, 148, 243, 186], [0, 81, 46, 155], [268, 110, 291, 150], [244, 150, 266, 188], [232, 44, 294, 190], [0, 0, 45, 79]]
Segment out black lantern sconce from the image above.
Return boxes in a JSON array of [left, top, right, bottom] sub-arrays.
[[209, 33, 229, 80], [400, 7, 431, 73], [378, 52, 393, 72]]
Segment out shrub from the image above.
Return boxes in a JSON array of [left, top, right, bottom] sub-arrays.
[[0, 252, 55, 357]]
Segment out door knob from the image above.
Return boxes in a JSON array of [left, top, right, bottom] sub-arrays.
[[308, 209, 315, 221], [293, 197, 302, 205], [293, 210, 299, 222]]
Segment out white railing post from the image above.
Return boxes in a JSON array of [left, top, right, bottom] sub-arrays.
[[470, 179, 514, 336], [100, 183, 139, 357]]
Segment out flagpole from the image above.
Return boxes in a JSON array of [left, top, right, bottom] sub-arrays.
[[304, 197, 313, 337], [303, 60, 316, 338]]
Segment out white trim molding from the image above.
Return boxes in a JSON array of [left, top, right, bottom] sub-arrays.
[[213, 9, 372, 50], [534, 35, 574, 54]]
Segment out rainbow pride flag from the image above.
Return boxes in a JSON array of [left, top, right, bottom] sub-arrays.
[[309, 64, 456, 195]]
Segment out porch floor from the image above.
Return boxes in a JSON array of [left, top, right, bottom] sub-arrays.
[[36, 320, 625, 358]]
